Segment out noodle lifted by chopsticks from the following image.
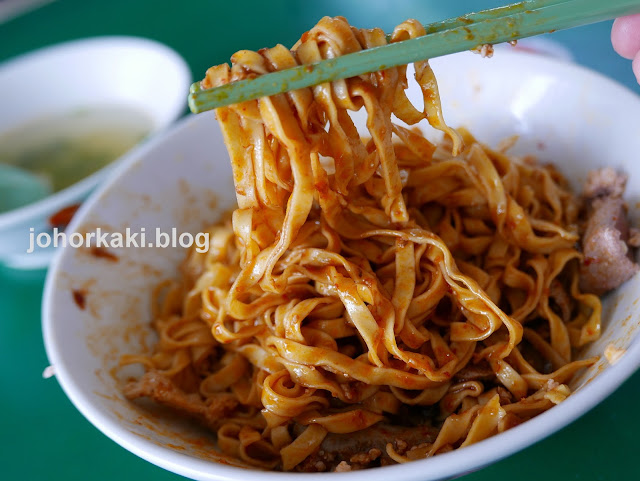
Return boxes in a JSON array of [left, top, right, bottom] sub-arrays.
[[122, 16, 600, 471]]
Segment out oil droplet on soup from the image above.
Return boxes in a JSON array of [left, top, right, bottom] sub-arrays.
[[0, 106, 152, 195]]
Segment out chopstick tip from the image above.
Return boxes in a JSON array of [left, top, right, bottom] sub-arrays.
[[189, 81, 203, 94]]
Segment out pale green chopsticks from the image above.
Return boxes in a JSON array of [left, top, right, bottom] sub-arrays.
[[188, 0, 640, 114]]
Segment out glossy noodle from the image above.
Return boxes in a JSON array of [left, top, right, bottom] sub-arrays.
[[122, 17, 602, 471]]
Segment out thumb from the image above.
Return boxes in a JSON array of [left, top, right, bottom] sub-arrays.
[[612, 14, 640, 60], [633, 52, 640, 84]]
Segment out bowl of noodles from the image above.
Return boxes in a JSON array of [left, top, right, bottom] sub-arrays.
[[43, 17, 640, 481]]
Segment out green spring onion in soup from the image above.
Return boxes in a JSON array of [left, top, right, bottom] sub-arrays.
[[0, 106, 152, 198]]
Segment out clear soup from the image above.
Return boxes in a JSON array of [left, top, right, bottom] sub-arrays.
[[0, 106, 152, 197]]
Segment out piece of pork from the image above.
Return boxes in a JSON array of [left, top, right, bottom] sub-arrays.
[[296, 422, 439, 471], [124, 371, 238, 429], [579, 169, 639, 295], [583, 167, 627, 199], [453, 360, 494, 382]]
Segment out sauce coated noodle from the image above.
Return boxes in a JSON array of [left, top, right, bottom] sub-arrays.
[[122, 17, 600, 471]]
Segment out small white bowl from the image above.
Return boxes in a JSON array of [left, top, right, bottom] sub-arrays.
[[43, 51, 640, 481], [0, 36, 191, 270]]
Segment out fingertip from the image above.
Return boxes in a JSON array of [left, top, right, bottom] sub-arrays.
[[633, 51, 640, 85], [612, 15, 640, 60], [612, 18, 623, 53]]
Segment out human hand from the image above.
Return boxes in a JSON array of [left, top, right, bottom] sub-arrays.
[[611, 14, 640, 84]]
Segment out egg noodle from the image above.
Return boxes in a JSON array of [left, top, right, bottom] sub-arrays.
[[122, 17, 600, 471]]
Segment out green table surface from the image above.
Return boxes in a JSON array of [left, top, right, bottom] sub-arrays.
[[1, 1, 639, 480]]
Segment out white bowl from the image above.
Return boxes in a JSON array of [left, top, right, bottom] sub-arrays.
[[43, 50, 640, 481], [0, 36, 191, 270]]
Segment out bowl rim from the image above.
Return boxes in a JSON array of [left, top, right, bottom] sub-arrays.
[[0, 35, 192, 230], [43, 49, 640, 481]]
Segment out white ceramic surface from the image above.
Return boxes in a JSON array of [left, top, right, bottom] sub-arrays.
[[0, 36, 191, 269], [43, 50, 640, 481]]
